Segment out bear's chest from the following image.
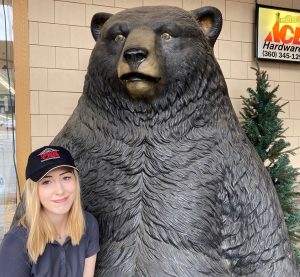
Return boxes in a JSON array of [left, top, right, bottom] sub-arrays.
[[79, 129, 223, 199], [77, 128, 228, 275], [78, 129, 225, 238]]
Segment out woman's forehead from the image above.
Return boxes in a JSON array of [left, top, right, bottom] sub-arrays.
[[43, 167, 74, 178]]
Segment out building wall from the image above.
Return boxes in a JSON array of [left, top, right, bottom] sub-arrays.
[[28, 0, 300, 174]]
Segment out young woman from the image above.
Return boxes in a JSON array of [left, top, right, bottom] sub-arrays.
[[0, 146, 100, 277]]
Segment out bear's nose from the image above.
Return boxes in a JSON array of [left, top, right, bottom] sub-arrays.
[[123, 48, 148, 68]]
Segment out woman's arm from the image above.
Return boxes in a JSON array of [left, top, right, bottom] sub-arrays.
[[83, 212, 100, 277], [83, 254, 97, 277]]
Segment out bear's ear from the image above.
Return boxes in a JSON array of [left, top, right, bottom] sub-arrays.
[[91, 12, 112, 41], [191, 6, 222, 47]]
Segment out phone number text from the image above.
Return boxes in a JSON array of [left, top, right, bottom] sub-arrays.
[[262, 50, 300, 60]]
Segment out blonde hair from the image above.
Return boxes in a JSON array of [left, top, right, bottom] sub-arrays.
[[20, 170, 85, 263]]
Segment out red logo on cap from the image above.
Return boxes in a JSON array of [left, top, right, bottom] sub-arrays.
[[38, 148, 60, 162]]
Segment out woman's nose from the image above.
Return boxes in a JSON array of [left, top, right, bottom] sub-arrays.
[[54, 181, 64, 194]]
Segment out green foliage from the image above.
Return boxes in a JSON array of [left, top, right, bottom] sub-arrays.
[[240, 63, 300, 265]]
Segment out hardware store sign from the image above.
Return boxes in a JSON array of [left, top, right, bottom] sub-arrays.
[[257, 6, 300, 63]]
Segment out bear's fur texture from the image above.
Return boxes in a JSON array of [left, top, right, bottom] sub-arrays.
[[24, 5, 300, 276]]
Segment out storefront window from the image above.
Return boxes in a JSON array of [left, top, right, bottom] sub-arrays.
[[0, 0, 17, 241]]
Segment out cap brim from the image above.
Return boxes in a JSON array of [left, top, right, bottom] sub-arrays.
[[30, 165, 78, 182]]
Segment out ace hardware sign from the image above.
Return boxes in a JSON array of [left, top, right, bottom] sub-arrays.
[[256, 5, 300, 63]]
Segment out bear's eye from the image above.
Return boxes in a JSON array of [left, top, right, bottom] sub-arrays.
[[161, 32, 172, 40], [114, 34, 126, 42]]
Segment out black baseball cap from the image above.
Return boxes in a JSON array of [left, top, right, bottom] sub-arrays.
[[25, 146, 78, 182]]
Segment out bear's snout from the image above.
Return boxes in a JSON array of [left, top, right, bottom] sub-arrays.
[[123, 48, 148, 70], [117, 27, 163, 101]]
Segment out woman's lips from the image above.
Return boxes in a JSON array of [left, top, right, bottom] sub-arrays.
[[52, 196, 68, 203]]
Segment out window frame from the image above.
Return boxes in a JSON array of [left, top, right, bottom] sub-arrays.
[[13, 0, 31, 196]]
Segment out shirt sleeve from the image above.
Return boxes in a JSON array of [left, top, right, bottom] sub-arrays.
[[0, 231, 31, 277], [85, 212, 100, 258]]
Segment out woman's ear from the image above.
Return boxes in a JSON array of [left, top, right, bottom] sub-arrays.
[[90, 12, 112, 41], [191, 6, 223, 47]]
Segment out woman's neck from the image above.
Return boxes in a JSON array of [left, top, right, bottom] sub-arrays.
[[44, 211, 69, 237]]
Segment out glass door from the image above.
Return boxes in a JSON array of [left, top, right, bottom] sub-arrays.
[[0, 0, 17, 241]]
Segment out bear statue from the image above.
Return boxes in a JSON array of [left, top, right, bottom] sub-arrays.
[[15, 5, 299, 277]]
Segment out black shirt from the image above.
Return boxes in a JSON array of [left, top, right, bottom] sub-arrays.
[[0, 211, 100, 277]]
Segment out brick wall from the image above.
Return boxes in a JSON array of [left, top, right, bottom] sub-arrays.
[[28, 0, 300, 174]]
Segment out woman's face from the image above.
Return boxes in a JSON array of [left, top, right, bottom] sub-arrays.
[[37, 167, 77, 220]]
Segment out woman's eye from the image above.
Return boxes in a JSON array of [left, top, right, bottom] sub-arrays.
[[41, 180, 50, 185], [114, 34, 125, 42], [63, 176, 71, 181], [161, 32, 172, 40]]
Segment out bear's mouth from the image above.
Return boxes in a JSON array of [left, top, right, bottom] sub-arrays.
[[120, 72, 160, 83]]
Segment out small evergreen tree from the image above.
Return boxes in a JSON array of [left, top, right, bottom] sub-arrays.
[[240, 63, 300, 264]]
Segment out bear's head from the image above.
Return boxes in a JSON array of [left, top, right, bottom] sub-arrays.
[[86, 6, 226, 123]]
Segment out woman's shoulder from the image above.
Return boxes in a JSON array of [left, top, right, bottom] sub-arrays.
[[82, 211, 100, 257], [83, 211, 99, 239], [2, 224, 27, 243], [0, 226, 32, 276], [84, 210, 98, 225], [0, 225, 28, 258]]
